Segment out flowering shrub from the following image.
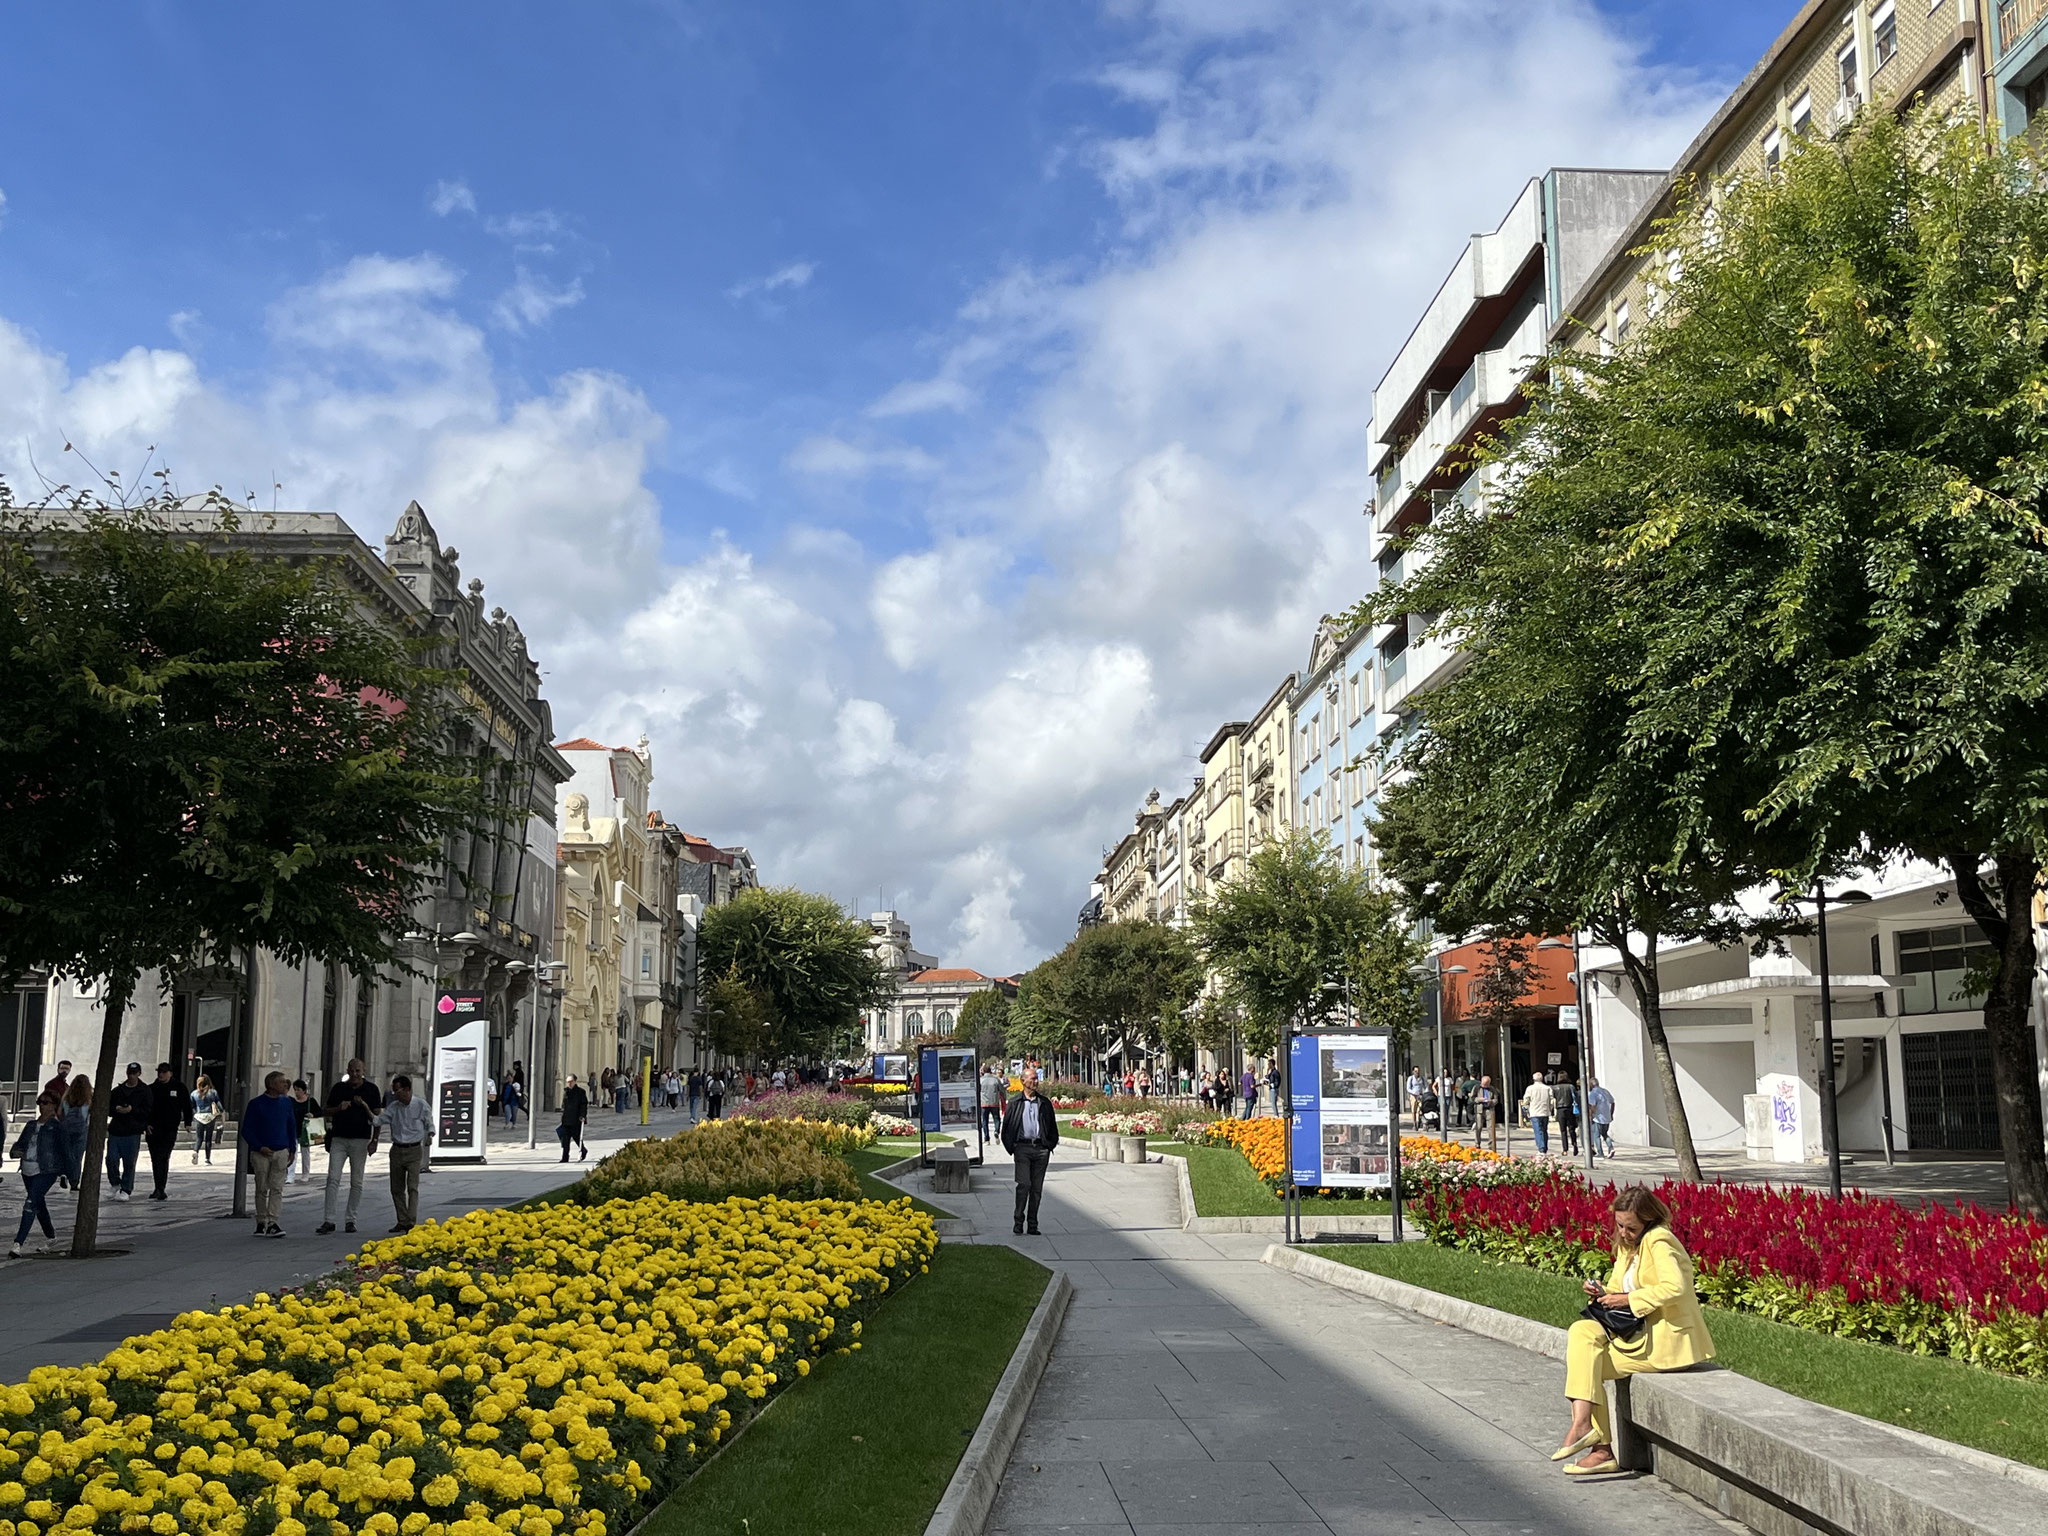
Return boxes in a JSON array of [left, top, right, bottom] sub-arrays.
[[1197, 1117, 1286, 1181], [1048, 1098, 1088, 1111], [728, 1088, 873, 1129], [583, 1119, 867, 1205], [870, 1113, 920, 1138], [1198, 1118, 1548, 1199], [1414, 1172, 2048, 1377], [1069, 1110, 1163, 1135], [0, 1191, 935, 1536]]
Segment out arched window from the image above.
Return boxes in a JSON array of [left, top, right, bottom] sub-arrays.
[[905, 1011, 924, 1034], [936, 1010, 954, 1032]]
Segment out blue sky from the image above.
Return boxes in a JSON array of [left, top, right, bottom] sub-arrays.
[[0, 2, 1777, 970]]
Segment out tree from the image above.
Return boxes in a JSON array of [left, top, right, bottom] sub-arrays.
[[0, 493, 490, 1255], [955, 987, 1010, 1058], [1006, 953, 1075, 1069], [1062, 920, 1201, 1073], [1190, 830, 1426, 1059], [696, 887, 892, 1061], [699, 966, 774, 1061]]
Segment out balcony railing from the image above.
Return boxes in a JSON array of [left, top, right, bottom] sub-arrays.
[[2001, 0, 2048, 54]]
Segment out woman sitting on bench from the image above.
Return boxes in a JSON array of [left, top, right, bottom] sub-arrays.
[[1557, 1185, 1715, 1475]]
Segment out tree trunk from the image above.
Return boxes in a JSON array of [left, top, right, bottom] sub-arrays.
[[70, 974, 133, 1260], [1603, 913, 1703, 1183], [1946, 850, 2048, 1216]]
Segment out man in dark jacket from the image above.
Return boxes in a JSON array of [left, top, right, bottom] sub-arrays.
[[144, 1063, 192, 1201], [999, 1066, 1060, 1236], [106, 1063, 152, 1202], [558, 1075, 589, 1162]]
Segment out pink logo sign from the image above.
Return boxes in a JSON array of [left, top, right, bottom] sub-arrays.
[[437, 995, 456, 1014]]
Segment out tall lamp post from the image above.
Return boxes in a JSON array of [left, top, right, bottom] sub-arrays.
[[1775, 885, 1871, 1200]]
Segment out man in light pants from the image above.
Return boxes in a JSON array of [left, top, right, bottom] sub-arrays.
[[379, 1074, 433, 1233], [316, 1058, 383, 1235]]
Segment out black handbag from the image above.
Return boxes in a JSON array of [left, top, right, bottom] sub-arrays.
[[1581, 1299, 1643, 1339]]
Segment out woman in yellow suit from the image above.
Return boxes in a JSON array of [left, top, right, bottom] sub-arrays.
[[1557, 1185, 1715, 1474]]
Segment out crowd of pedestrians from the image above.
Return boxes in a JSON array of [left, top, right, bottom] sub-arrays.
[[1397, 1068, 1617, 1159]]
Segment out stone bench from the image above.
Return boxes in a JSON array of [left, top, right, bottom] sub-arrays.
[[1264, 1245, 2048, 1536], [931, 1145, 972, 1194]]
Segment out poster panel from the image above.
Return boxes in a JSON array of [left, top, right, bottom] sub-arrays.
[[430, 989, 490, 1163], [918, 1047, 942, 1132], [935, 1045, 979, 1129], [1288, 1031, 1391, 1190], [872, 1052, 911, 1083]]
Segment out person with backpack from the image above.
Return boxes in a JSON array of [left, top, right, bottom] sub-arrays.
[[9, 1094, 64, 1257]]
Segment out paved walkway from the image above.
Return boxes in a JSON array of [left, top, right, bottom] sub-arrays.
[[910, 1142, 1743, 1536], [0, 1104, 697, 1381]]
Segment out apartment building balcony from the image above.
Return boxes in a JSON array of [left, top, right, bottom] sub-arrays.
[[2000, 0, 2047, 55], [1250, 775, 1274, 811], [1374, 303, 1547, 537], [1249, 749, 1274, 782], [1382, 628, 1465, 714]]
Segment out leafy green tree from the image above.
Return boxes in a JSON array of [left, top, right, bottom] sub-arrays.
[[0, 493, 490, 1255], [1190, 830, 1426, 1059], [1006, 952, 1074, 1066], [955, 987, 1010, 1057], [697, 887, 891, 1061], [1062, 919, 1201, 1073], [699, 966, 774, 1061]]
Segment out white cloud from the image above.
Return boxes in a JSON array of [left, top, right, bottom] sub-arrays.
[[167, 310, 202, 346], [0, 189, 9, 230], [0, 0, 1722, 974], [786, 434, 938, 480], [430, 179, 477, 217], [492, 268, 586, 332], [726, 260, 817, 301]]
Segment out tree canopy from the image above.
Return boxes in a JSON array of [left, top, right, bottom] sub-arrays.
[[1005, 919, 1200, 1076], [1362, 113, 2048, 1207], [696, 887, 892, 1061], [1189, 830, 1426, 1058], [0, 492, 491, 1253]]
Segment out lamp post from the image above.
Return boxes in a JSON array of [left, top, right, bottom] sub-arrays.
[[1775, 885, 1872, 1200], [402, 926, 482, 1058], [1539, 935, 1597, 1175]]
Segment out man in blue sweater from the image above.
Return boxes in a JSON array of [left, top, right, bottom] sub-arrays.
[[241, 1071, 298, 1238]]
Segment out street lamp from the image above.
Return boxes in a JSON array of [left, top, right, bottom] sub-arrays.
[[1774, 884, 1871, 1200]]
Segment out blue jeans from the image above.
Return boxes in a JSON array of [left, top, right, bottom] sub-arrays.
[[1529, 1115, 1549, 1154], [15, 1171, 57, 1244], [105, 1134, 141, 1194], [1595, 1121, 1615, 1157]]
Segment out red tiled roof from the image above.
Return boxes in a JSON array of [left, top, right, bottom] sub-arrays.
[[554, 736, 610, 751], [908, 968, 989, 984], [680, 833, 735, 867]]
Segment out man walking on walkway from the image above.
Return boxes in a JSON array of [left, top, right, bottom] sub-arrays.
[[105, 1063, 151, 1203], [1586, 1076, 1616, 1159], [242, 1072, 297, 1238], [1473, 1074, 1499, 1152], [144, 1063, 191, 1201], [558, 1075, 589, 1162], [977, 1063, 1004, 1143], [1522, 1073, 1553, 1154], [379, 1075, 432, 1232], [1000, 1066, 1059, 1235], [316, 1059, 382, 1236]]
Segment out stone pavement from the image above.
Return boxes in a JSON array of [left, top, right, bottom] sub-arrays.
[[0, 1102, 698, 1381], [909, 1141, 1744, 1536]]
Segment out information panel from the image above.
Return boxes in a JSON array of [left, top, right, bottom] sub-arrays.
[[1288, 1031, 1391, 1190], [872, 1052, 911, 1083], [429, 989, 490, 1164], [935, 1045, 978, 1130], [918, 1047, 942, 1132]]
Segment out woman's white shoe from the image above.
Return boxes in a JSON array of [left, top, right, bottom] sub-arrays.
[[1551, 1429, 1605, 1462]]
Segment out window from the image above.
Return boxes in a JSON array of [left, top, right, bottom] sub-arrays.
[[1790, 90, 1813, 137], [935, 1010, 953, 1032], [1896, 926, 1994, 1015], [1614, 300, 1631, 344], [905, 1010, 924, 1034], [1838, 38, 1860, 105], [1762, 124, 1782, 173], [1597, 324, 1613, 355], [1309, 714, 1322, 758], [1872, 1, 1896, 70], [1302, 796, 1312, 824], [1348, 672, 1362, 723], [1350, 765, 1365, 806]]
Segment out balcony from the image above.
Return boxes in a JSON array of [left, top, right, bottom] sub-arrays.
[[1251, 776, 1274, 810], [1249, 750, 1274, 782], [2001, 0, 2047, 54]]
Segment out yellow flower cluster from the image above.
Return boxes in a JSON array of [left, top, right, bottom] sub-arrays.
[[582, 1119, 869, 1206], [0, 1192, 934, 1536]]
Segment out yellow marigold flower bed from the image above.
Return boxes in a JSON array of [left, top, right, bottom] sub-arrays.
[[1400, 1135, 1510, 1166], [0, 1191, 934, 1536], [1198, 1119, 1515, 1187], [581, 1118, 870, 1205]]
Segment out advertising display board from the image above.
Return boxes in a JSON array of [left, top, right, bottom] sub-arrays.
[[918, 1047, 942, 1132], [872, 1052, 911, 1083], [935, 1046, 979, 1131], [1288, 1030, 1391, 1190], [430, 989, 490, 1164]]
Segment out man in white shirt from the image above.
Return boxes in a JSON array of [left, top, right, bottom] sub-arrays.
[[1522, 1074, 1555, 1155], [999, 1068, 1060, 1236], [378, 1074, 434, 1233]]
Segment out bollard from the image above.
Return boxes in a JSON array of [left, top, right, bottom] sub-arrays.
[[1121, 1134, 1147, 1164]]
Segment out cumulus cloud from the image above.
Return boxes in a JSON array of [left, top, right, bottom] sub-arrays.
[[0, 0, 1723, 974]]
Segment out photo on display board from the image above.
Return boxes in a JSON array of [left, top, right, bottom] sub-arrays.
[[1320, 1122, 1388, 1177], [1320, 1046, 1386, 1101]]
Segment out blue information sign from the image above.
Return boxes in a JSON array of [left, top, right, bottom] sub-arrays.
[[1288, 1033, 1321, 1186], [919, 1047, 942, 1132], [1287, 1030, 1392, 1191]]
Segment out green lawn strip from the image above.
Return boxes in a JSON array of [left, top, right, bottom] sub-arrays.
[[1157, 1143, 1390, 1217], [845, 1146, 954, 1217], [1307, 1242, 2048, 1471], [642, 1243, 1050, 1536]]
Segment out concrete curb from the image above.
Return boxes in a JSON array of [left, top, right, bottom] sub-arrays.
[[923, 1267, 1073, 1536], [1262, 1243, 2048, 1518], [1158, 1152, 1395, 1235], [1262, 1244, 1568, 1358]]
